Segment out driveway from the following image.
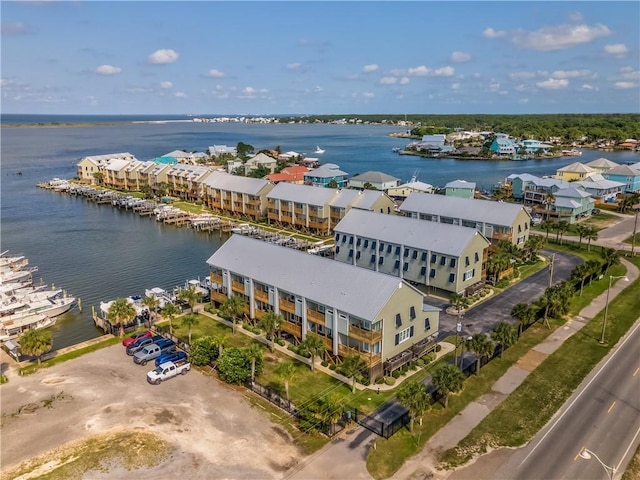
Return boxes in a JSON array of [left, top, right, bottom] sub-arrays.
[[1, 345, 302, 479]]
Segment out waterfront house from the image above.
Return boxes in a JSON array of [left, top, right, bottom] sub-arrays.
[[244, 152, 279, 175], [348, 171, 400, 191], [102, 158, 133, 190], [163, 150, 198, 164], [603, 165, 640, 193], [575, 175, 625, 204], [265, 165, 309, 184], [208, 145, 237, 157], [519, 139, 552, 154], [540, 186, 595, 223], [165, 164, 213, 201], [445, 180, 476, 199], [76, 152, 137, 184], [584, 158, 619, 174], [139, 161, 173, 194], [556, 162, 596, 182], [122, 160, 150, 191], [490, 136, 517, 156], [207, 234, 440, 378], [508, 173, 569, 201], [304, 163, 349, 188], [334, 210, 489, 295], [202, 171, 274, 219], [386, 180, 434, 199], [399, 193, 531, 247], [266, 183, 337, 235]]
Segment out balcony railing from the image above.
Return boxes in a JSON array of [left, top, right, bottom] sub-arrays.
[[491, 231, 512, 241], [280, 321, 302, 337], [210, 272, 223, 284], [231, 280, 244, 293], [210, 290, 228, 303], [306, 309, 324, 323], [338, 344, 382, 366], [348, 324, 383, 343], [279, 298, 295, 313], [254, 289, 269, 302], [281, 215, 294, 223], [294, 207, 305, 214], [384, 350, 413, 372]]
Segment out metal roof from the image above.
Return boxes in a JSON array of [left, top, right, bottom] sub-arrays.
[[585, 158, 619, 169], [305, 164, 349, 178], [400, 192, 530, 226], [202, 171, 272, 195], [335, 209, 488, 257], [207, 235, 418, 320], [267, 182, 337, 206], [445, 180, 476, 189], [350, 171, 400, 183], [557, 162, 595, 173]]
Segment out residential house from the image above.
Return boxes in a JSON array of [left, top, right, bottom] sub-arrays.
[[400, 193, 531, 247], [575, 175, 625, 204], [348, 171, 400, 191], [207, 234, 440, 378], [304, 163, 349, 188], [544, 186, 595, 223], [208, 145, 237, 157], [244, 152, 279, 175], [584, 158, 619, 174], [163, 150, 198, 164], [76, 152, 137, 184], [387, 180, 434, 199], [445, 180, 476, 199], [122, 160, 150, 191], [556, 162, 596, 182], [490, 136, 517, 156], [603, 165, 640, 193], [334, 210, 489, 295], [165, 164, 213, 201], [139, 161, 173, 194], [265, 165, 309, 184], [520, 139, 552, 153], [507, 173, 569, 201], [202, 171, 274, 220]]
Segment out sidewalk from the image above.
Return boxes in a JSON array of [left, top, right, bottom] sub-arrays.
[[391, 257, 638, 480]]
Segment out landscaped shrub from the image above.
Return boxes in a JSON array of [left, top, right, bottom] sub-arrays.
[[155, 324, 169, 334], [287, 344, 296, 352], [435, 344, 442, 353], [385, 377, 396, 386], [329, 364, 337, 371], [321, 360, 329, 367], [190, 336, 217, 366], [375, 376, 386, 384], [495, 279, 509, 288], [276, 338, 285, 346], [392, 370, 401, 379], [217, 347, 262, 384], [415, 358, 425, 367], [401, 366, 409, 374]]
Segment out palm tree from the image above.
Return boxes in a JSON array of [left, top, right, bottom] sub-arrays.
[[584, 226, 598, 252], [107, 297, 137, 337], [397, 380, 431, 432], [340, 354, 368, 393], [315, 394, 343, 430], [523, 235, 545, 262], [486, 251, 511, 284], [511, 302, 536, 331], [491, 323, 517, 358], [161, 302, 180, 334], [432, 363, 465, 408], [221, 295, 245, 334], [575, 224, 587, 249], [275, 361, 297, 400], [449, 293, 470, 316], [212, 333, 226, 358], [142, 295, 159, 325], [19, 328, 53, 364], [600, 247, 619, 273], [245, 343, 264, 384], [554, 220, 570, 245], [572, 261, 600, 296], [301, 333, 325, 371], [181, 313, 199, 345], [258, 311, 283, 352], [466, 333, 494, 375], [178, 285, 202, 314], [543, 191, 556, 221], [539, 219, 555, 240]]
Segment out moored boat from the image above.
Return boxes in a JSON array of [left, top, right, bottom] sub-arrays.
[[561, 149, 582, 156], [0, 313, 56, 341]]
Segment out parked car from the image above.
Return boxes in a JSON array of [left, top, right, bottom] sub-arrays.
[[155, 350, 187, 368], [133, 339, 176, 366], [126, 334, 163, 356], [146, 359, 191, 385], [592, 208, 601, 214], [122, 330, 152, 347]]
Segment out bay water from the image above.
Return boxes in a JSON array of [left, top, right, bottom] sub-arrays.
[[1, 117, 638, 348]]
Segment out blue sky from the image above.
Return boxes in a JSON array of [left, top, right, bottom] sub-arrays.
[[1, 1, 638, 115]]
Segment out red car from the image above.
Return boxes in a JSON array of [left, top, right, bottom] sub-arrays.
[[122, 330, 152, 347]]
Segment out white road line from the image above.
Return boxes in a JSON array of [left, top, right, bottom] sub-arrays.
[[616, 424, 640, 475]]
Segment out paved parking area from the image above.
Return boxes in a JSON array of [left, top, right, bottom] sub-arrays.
[[1, 344, 302, 478]]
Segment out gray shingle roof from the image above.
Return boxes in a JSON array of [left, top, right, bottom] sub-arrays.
[[267, 182, 337, 206], [202, 171, 271, 195], [305, 164, 348, 178], [207, 235, 416, 320], [350, 171, 400, 183], [335, 210, 488, 257], [399, 193, 530, 227]]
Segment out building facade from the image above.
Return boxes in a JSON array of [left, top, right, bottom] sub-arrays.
[[202, 171, 274, 220]]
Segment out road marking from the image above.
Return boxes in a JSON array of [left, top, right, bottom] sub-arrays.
[[574, 446, 585, 461], [616, 425, 640, 472], [519, 319, 640, 468], [608, 401, 616, 413], [633, 367, 639, 377]]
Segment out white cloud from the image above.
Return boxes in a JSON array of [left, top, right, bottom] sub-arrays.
[[483, 27, 506, 38], [451, 82, 460, 90], [160, 81, 173, 89], [620, 66, 634, 73], [362, 92, 375, 98], [147, 49, 179, 65], [1, 22, 32, 36], [551, 69, 591, 79], [519, 98, 529, 104], [408, 65, 454, 77], [515, 84, 531, 92], [614, 81, 637, 89], [313, 86, 323, 93], [509, 71, 536, 81], [435, 66, 455, 76], [450, 51, 471, 63], [536, 78, 569, 89], [94, 64, 122, 76], [568, 11, 584, 23], [489, 81, 501, 92], [174, 91, 186, 98], [399, 77, 410, 85], [510, 23, 611, 51], [580, 84, 597, 91], [604, 43, 628, 56], [380, 76, 397, 85], [207, 69, 225, 78], [363, 64, 379, 73], [619, 69, 640, 81], [287, 62, 302, 70]]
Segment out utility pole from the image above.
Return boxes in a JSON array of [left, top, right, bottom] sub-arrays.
[[548, 253, 555, 288], [631, 204, 639, 257]]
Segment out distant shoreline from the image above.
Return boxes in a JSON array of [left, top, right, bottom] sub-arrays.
[[1, 120, 197, 128]]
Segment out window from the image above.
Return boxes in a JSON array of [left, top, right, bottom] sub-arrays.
[[348, 249, 353, 258], [449, 273, 455, 283], [518, 225, 522, 233], [336, 246, 340, 254], [335, 233, 340, 241], [379, 242, 384, 252], [378, 256, 384, 265], [412, 250, 418, 259], [450, 258, 456, 268], [440, 256, 446, 266], [420, 266, 427, 275], [387, 244, 392, 254], [475, 252, 480, 262], [404, 248, 409, 257], [424, 318, 431, 331], [395, 246, 401, 255], [394, 260, 400, 269], [431, 254, 437, 263], [395, 313, 402, 328], [356, 238, 362, 247], [370, 254, 376, 263], [403, 262, 409, 271], [465, 256, 470, 267], [363, 239, 369, 248], [349, 236, 354, 244], [410, 306, 416, 319], [371, 241, 376, 250], [421, 252, 428, 261], [463, 269, 475, 281], [395, 326, 414, 345], [356, 251, 361, 260], [429, 269, 436, 278], [342, 234, 347, 243]]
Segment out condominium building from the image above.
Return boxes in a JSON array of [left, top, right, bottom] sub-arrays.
[[76, 152, 137, 183], [202, 171, 274, 220], [207, 235, 440, 378], [334, 210, 489, 295]]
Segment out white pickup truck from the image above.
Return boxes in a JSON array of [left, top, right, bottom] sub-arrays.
[[146, 359, 190, 385]]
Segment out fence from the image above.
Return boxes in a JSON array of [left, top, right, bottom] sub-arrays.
[[354, 407, 411, 439]]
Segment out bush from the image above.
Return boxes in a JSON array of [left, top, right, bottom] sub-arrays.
[[217, 347, 262, 385], [321, 360, 329, 367], [435, 344, 442, 353], [276, 338, 285, 346], [329, 364, 337, 371], [155, 324, 169, 334], [190, 336, 217, 366], [495, 279, 509, 288], [287, 344, 296, 352], [392, 370, 401, 379], [385, 377, 396, 386], [375, 376, 386, 384], [361, 377, 371, 386], [415, 359, 425, 367]]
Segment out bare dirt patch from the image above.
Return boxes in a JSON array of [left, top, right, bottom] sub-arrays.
[[516, 350, 548, 371]]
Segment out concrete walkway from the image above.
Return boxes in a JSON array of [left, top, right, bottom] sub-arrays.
[[391, 257, 638, 480]]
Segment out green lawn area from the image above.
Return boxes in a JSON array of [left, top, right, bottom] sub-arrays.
[[531, 212, 619, 235], [624, 232, 640, 245], [438, 257, 640, 469], [622, 444, 640, 480]]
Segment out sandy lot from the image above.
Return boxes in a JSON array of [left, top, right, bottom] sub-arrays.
[[0, 345, 303, 479]]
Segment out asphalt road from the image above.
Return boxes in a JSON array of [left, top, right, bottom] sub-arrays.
[[498, 319, 640, 480]]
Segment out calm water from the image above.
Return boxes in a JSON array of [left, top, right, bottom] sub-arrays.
[[1, 118, 639, 348]]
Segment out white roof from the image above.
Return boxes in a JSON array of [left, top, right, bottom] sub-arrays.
[[445, 180, 476, 189], [246, 152, 277, 166], [585, 158, 619, 169], [306, 163, 348, 178], [164, 150, 193, 158], [557, 162, 595, 173], [267, 182, 337, 206], [400, 193, 530, 227], [335, 210, 489, 257], [104, 158, 131, 171], [202, 171, 271, 195], [394, 181, 433, 192], [207, 235, 420, 320], [82, 152, 136, 164], [350, 171, 400, 183]]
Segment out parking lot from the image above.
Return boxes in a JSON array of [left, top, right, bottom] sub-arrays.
[[0, 344, 302, 478]]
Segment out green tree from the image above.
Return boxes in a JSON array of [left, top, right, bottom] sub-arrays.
[[142, 295, 160, 325], [212, 333, 226, 359], [161, 302, 180, 335], [178, 285, 202, 314], [339, 354, 368, 393], [584, 226, 598, 252], [217, 347, 260, 385], [466, 333, 494, 375], [190, 335, 216, 366], [522, 235, 545, 262], [244, 343, 264, 383], [600, 247, 619, 273], [221, 295, 245, 334], [107, 297, 137, 337], [181, 313, 199, 345], [511, 302, 536, 329], [396, 380, 430, 432], [301, 333, 325, 371], [574, 224, 588, 249], [432, 363, 465, 408], [491, 323, 517, 358], [554, 220, 570, 245], [543, 191, 556, 221], [92, 171, 104, 185], [486, 251, 511, 284], [327, 179, 338, 189], [275, 361, 297, 400], [258, 311, 283, 352], [19, 328, 53, 364], [539, 220, 555, 240], [236, 142, 254, 160]]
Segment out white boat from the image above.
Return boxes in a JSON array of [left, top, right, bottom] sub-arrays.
[[0, 251, 29, 269], [561, 149, 582, 157], [1, 292, 76, 320], [144, 287, 175, 308], [314, 146, 325, 154], [0, 313, 56, 341], [99, 295, 148, 318], [0, 266, 38, 285], [231, 223, 252, 234]]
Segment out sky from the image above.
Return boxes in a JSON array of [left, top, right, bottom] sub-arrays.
[[1, 1, 639, 115]]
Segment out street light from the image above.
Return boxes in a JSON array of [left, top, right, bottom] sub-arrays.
[[454, 318, 462, 369], [600, 275, 629, 344], [578, 447, 616, 480]]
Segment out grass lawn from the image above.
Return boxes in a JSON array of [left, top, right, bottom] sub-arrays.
[[545, 239, 608, 262], [532, 212, 619, 235], [438, 257, 640, 468], [622, 444, 640, 480], [624, 232, 640, 245]]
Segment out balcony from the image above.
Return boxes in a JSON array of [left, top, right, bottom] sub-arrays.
[[279, 298, 295, 313], [246, 197, 261, 206], [210, 200, 222, 208], [280, 321, 302, 338], [410, 336, 437, 358], [338, 344, 382, 366], [294, 206, 305, 214], [210, 272, 223, 284], [210, 290, 228, 303], [281, 214, 294, 224], [267, 212, 279, 222], [309, 220, 328, 231], [383, 350, 413, 373], [348, 324, 383, 343], [231, 280, 244, 293], [254, 289, 269, 303], [491, 231, 512, 241], [306, 309, 325, 323]]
